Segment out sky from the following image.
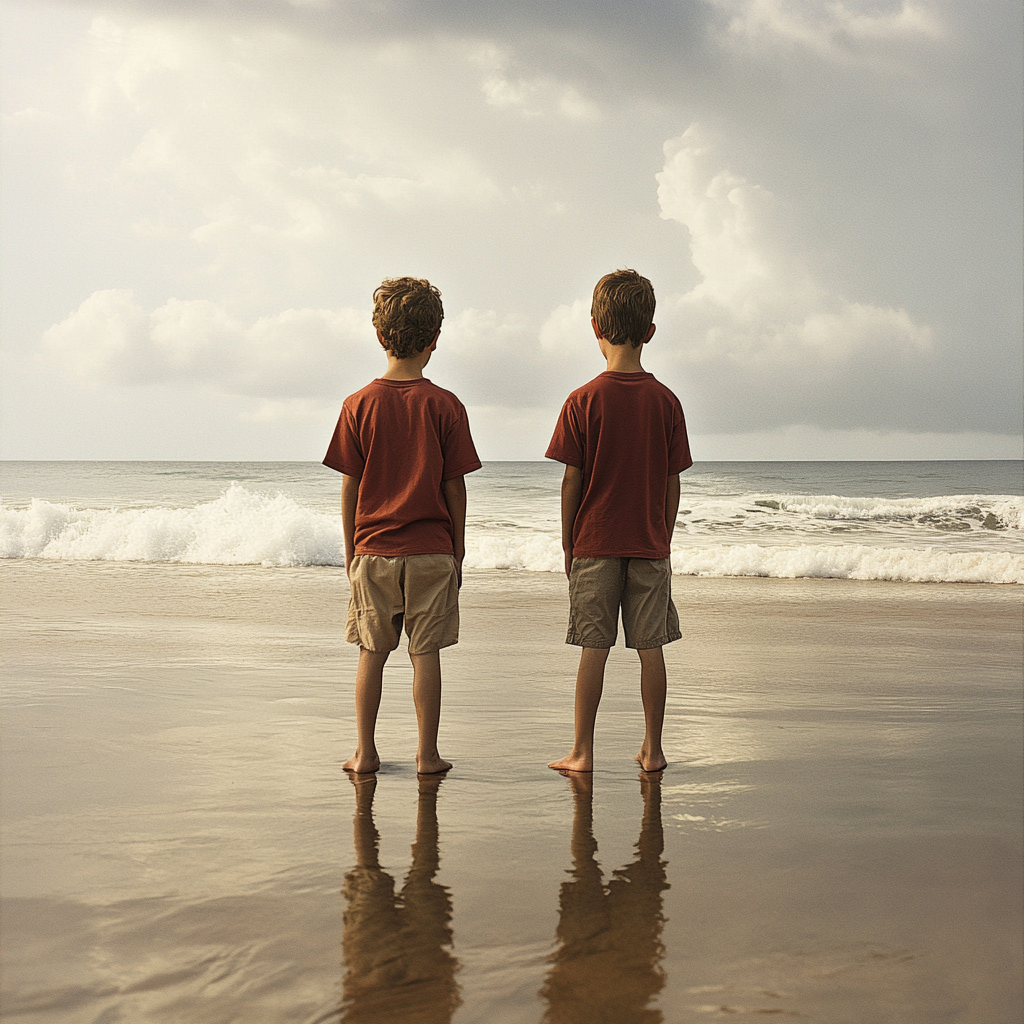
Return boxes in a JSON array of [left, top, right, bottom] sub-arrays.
[[1, 0, 1021, 461]]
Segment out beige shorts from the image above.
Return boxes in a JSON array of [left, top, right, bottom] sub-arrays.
[[567, 557, 681, 650], [346, 554, 459, 655]]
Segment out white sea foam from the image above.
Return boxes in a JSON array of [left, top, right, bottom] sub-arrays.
[[668, 543, 1023, 585], [0, 484, 346, 566], [677, 493, 1022, 539], [463, 535, 1022, 584], [2, 484, 1021, 583], [756, 493, 1022, 530], [465, 533, 563, 573]]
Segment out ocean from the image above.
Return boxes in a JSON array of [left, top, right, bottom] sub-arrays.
[[1, 460, 1020, 584], [3, 460, 1022, 1021]]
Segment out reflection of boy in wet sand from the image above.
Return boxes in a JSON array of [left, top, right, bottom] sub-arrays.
[[323, 277, 481, 774], [541, 773, 670, 1024], [341, 774, 461, 1023], [546, 270, 692, 773]]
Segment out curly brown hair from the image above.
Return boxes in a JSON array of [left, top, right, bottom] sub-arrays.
[[591, 269, 655, 347], [372, 277, 444, 359]]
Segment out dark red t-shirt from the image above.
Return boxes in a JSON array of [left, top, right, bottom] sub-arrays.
[[323, 378, 481, 556], [545, 371, 692, 559]]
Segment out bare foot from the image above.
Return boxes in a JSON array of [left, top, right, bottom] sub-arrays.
[[416, 755, 452, 775], [636, 750, 667, 773], [343, 751, 380, 774], [549, 752, 593, 772]]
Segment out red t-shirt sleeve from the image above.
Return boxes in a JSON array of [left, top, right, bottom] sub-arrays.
[[441, 403, 482, 480], [545, 397, 584, 468], [322, 405, 365, 476], [668, 402, 694, 475]]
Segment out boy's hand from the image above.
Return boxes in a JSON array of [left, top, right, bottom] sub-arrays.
[[341, 474, 360, 576], [440, 477, 468, 590], [559, 465, 583, 582]]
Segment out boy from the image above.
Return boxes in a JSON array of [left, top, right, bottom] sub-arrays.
[[546, 269, 692, 773], [323, 277, 481, 774]]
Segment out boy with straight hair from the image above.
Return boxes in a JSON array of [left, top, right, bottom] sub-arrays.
[[546, 269, 692, 773], [323, 277, 481, 774]]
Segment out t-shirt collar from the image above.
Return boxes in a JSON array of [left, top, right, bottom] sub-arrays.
[[374, 376, 431, 388], [599, 370, 653, 380]]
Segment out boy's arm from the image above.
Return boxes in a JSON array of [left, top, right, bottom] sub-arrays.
[[341, 473, 360, 576], [441, 476, 467, 588], [560, 464, 583, 580], [665, 473, 680, 542]]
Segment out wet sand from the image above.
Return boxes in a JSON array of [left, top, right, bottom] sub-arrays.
[[1, 561, 1021, 1022]]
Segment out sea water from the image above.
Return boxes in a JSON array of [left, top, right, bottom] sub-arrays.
[[1, 460, 1021, 583], [2, 464, 1022, 1023]]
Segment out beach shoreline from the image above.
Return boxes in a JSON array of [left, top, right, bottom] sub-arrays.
[[2, 560, 1021, 1022]]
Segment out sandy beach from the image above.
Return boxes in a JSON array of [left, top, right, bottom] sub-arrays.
[[1, 561, 1021, 1022]]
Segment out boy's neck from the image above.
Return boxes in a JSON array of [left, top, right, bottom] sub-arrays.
[[594, 318, 653, 373], [601, 342, 646, 374], [381, 353, 429, 380], [379, 331, 437, 380]]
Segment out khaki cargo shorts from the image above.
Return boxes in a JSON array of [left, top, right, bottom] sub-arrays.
[[567, 556, 681, 650], [346, 554, 459, 655]]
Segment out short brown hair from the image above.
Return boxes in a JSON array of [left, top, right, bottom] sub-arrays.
[[591, 269, 655, 347], [372, 277, 444, 359]]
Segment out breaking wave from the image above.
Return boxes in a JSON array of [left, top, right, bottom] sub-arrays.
[[0, 484, 346, 567], [667, 542, 1022, 585], [1, 484, 1020, 583], [733, 493, 1022, 533], [460, 534, 1022, 584]]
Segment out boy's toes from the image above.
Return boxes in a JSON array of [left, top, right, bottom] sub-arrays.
[[548, 754, 593, 773]]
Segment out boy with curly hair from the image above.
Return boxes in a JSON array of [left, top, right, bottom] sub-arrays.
[[546, 269, 692, 773], [324, 277, 481, 774]]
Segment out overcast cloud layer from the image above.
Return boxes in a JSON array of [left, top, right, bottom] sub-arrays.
[[2, 0, 1021, 460]]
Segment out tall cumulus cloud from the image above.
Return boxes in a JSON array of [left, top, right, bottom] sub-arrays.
[[4, 0, 1021, 456]]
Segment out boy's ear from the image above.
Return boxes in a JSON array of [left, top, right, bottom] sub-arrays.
[[591, 318, 605, 341], [429, 330, 440, 350], [643, 323, 656, 344], [376, 329, 390, 350]]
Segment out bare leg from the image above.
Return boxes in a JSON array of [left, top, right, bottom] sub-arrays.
[[549, 647, 609, 772], [343, 648, 388, 773], [410, 651, 451, 774], [636, 646, 668, 772]]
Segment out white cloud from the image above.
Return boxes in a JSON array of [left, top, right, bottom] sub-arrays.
[[710, 0, 946, 65], [471, 43, 600, 121], [81, 14, 504, 269], [40, 288, 589, 428], [538, 299, 591, 355], [3, 2, 1018, 457], [441, 307, 526, 355], [655, 125, 932, 369], [2, 106, 60, 127], [291, 156, 501, 210], [42, 289, 149, 380], [43, 291, 379, 405], [431, 307, 578, 411]]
